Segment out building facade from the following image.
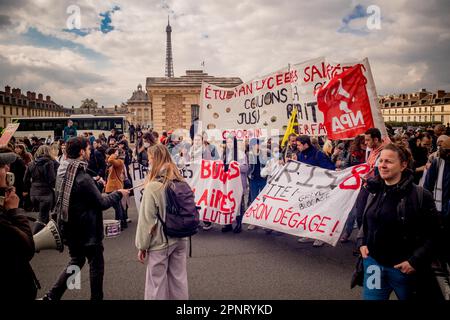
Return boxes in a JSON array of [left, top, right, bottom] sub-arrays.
[[146, 70, 242, 133], [380, 89, 450, 126], [69, 98, 129, 116], [125, 84, 151, 127], [0, 85, 68, 128]]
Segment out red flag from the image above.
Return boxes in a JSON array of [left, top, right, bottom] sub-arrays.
[[317, 64, 375, 140]]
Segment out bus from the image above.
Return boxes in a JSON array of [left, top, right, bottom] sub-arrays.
[[11, 115, 129, 141]]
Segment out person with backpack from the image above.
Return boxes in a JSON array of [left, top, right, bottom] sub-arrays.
[[135, 144, 198, 300], [357, 143, 442, 300], [23, 145, 59, 234]]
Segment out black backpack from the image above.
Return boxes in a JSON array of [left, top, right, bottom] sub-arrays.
[[156, 179, 200, 255]]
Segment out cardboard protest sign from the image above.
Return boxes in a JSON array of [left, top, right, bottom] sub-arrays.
[[180, 159, 243, 225], [0, 123, 20, 145], [200, 67, 295, 138], [200, 57, 385, 140], [243, 161, 370, 246], [130, 161, 148, 212], [131, 159, 244, 225]]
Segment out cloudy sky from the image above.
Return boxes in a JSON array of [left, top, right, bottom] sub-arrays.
[[0, 0, 449, 108]]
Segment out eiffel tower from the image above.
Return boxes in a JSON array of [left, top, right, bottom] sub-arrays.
[[165, 16, 174, 78]]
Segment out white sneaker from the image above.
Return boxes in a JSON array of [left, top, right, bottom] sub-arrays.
[[313, 240, 324, 247], [247, 224, 256, 230], [297, 237, 314, 243], [126, 219, 132, 223]]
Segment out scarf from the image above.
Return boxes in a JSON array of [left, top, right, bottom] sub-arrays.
[[56, 159, 87, 223], [367, 137, 391, 172]]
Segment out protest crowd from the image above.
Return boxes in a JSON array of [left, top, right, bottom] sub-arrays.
[[0, 117, 449, 301]]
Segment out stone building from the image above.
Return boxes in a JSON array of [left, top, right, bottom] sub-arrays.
[[125, 84, 151, 126], [70, 98, 129, 116], [142, 19, 242, 133], [380, 89, 450, 125], [146, 70, 242, 133], [0, 85, 69, 128]]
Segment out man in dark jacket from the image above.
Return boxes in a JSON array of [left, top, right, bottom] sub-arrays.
[[424, 137, 450, 265], [0, 148, 38, 300], [129, 124, 135, 143], [295, 135, 335, 170], [42, 137, 128, 300], [88, 139, 107, 179]]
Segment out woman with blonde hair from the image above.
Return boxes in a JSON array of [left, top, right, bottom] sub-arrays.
[[23, 145, 59, 234], [322, 139, 334, 157], [135, 144, 189, 300]]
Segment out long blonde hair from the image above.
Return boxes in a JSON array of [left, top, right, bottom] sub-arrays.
[[146, 144, 184, 188]]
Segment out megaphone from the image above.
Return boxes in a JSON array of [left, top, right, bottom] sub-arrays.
[[33, 220, 64, 253]]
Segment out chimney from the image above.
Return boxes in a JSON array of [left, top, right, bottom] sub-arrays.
[[114, 105, 118, 111], [46, 95, 51, 102], [437, 90, 445, 98], [12, 88, 21, 97], [31, 92, 36, 100], [27, 91, 32, 99], [72, 105, 74, 109], [4, 85, 11, 94], [102, 105, 104, 109], [38, 93, 43, 100]]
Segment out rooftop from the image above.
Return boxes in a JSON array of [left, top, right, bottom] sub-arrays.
[[146, 70, 243, 88]]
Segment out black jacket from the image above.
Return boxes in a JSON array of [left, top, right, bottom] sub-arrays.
[[23, 157, 59, 197], [63, 167, 122, 247], [10, 157, 26, 201], [88, 149, 107, 179], [424, 158, 449, 215], [357, 171, 441, 271], [0, 205, 38, 300]]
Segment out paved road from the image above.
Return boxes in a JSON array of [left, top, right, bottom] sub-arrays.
[[31, 198, 363, 300]]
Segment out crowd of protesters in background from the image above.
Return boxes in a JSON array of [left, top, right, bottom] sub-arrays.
[[1, 118, 449, 301]]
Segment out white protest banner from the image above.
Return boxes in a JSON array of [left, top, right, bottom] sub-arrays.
[[131, 159, 243, 225], [129, 161, 148, 212], [243, 161, 370, 246], [180, 159, 243, 225], [291, 57, 386, 138], [200, 67, 296, 138], [0, 123, 20, 145]]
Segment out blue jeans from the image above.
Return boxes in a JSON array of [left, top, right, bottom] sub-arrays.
[[363, 256, 415, 300], [344, 205, 357, 236]]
